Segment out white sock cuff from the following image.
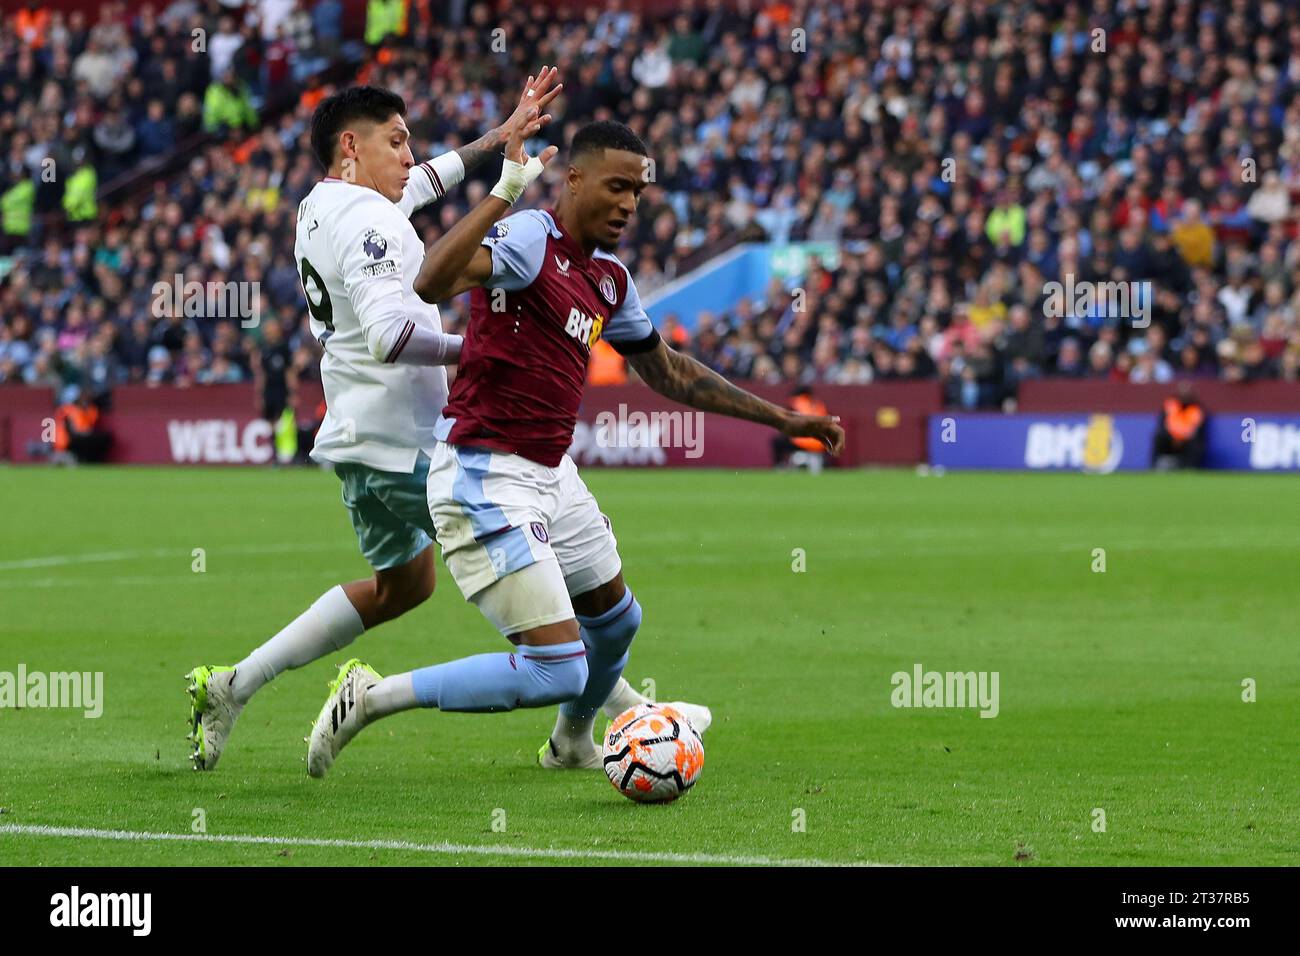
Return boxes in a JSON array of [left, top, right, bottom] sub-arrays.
[[312, 585, 366, 648], [363, 672, 417, 722], [602, 677, 646, 717]]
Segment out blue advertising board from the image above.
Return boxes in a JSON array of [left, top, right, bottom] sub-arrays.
[[928, 414, 1300, 472], [1206, 415, 1300, 470]]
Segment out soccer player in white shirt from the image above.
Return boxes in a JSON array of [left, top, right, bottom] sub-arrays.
[[184, 76, 563, 770]]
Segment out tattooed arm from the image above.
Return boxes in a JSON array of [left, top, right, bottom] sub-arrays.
[[455, 129, 505, 175], [624, 337, 846, 453]]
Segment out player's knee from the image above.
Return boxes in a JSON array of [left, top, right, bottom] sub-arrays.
[[373, 575, 432, 622], [383, 545, 437, 615], [549, 653, 590, 703], [520, 653, 589, 706], [409, 567, 436, 606]]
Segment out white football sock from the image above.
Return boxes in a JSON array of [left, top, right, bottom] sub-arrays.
[[231, 585, 365, 704], [601, 677, 648, 719], [550, 709, 597, 751], [363, 673, 417, 721], [552, 678, 649, 749]]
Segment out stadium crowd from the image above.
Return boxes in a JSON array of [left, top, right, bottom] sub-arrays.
[[1, 0, 1300, 413]]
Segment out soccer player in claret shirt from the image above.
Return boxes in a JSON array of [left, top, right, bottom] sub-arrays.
[[305, 109, 844, 776], [186, 73, 684, 771]]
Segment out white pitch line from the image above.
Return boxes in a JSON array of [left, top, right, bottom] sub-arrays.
[[0, 546, 181, 571], [0, 542, 348, 573], [0, 823, 884, 868]]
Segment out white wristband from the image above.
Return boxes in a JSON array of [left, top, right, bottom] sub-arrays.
[[490, 155, 545, 205]]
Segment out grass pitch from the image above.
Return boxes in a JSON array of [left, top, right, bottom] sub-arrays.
[[0, 465, 1295, 866]]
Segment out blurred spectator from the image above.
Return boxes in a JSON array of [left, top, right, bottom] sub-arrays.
[[772, 385, 830, 472], [311, 0, 344, 63], [203, 70, 257, 133], [2, 0, 1299, 413], [1171, 201, 1215, 269], [1247, 172, 1290, 226], [136, 100, 176, 157], [365, 0, 407, 47], [1153, 382, 1207, 470], [52, 385, 112, 463], [14, 5, 49, 50], [587, 338, 628, 385], [252, 318, 293, 423]]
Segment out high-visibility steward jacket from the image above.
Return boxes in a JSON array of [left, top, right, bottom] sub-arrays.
[[587, 338, 628, 385], [2, 178, 34, 236], [1163, 398, 1204, 443], [791, 393, 829, 452], [365, 0, 407, 45], [63, 165, 98, 221], [54, 403, 99, 451]]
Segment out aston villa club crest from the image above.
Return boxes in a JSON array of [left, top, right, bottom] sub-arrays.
[[599, 275, 617, 304], [362, 230, 388, 259], [530, 521, 549, 543]]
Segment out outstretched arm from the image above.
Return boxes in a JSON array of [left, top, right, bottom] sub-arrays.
[[412, 201, 508, 302], [399, 69, 563, 219], [625, 337, 846, 453], [339, 198, 465, 367], [414, 68, 561, 303], [398, 150, 465, 219], [398, 127, 520, 219]]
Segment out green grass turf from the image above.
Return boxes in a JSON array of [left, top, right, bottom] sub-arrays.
[[0, 465, 1296, 867]]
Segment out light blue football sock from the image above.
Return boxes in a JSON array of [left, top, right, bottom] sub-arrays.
[[404, 640, 588, 713], [558, 589, 641, 731]]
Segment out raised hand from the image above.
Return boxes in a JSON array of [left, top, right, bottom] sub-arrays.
[[497, 66, 563, 158], [504, 104, 560, 169]]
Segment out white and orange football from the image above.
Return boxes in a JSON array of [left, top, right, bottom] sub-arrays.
[[602, 703, 704, 803]]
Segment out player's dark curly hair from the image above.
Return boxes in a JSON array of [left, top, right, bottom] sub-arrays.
[[309, 86, 407, 170], [569, 120, 648, 161]]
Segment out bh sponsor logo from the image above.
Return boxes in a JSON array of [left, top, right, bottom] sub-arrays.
[[1248, 423, 1300, 470], [1024, 415, 1123, 473]]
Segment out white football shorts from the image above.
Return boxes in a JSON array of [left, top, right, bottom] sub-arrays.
[[425, 441, 622, 634]]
